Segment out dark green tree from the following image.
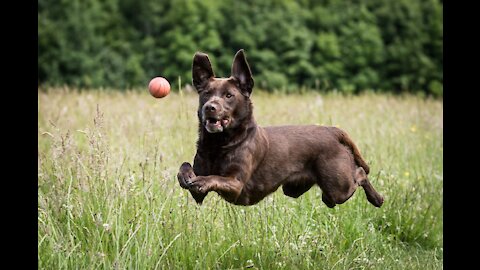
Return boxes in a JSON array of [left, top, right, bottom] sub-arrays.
[[38, 0, 443, 95]]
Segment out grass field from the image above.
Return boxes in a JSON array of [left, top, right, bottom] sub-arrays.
[[38, 88, 443, 269]]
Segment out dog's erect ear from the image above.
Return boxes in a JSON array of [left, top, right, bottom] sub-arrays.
[[192, 52, 215, 92], [231, 49, 254, 96]]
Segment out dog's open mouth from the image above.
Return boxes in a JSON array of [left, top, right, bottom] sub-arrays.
[[205, 117, 230, 133]]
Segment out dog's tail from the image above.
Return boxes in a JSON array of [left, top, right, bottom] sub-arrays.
[[331, 127, 370, 174]]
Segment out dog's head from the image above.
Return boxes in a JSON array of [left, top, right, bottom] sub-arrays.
[[192, 49, 254, 133]]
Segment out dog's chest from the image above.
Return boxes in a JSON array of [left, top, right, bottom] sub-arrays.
[[202, 149, 242, 176]]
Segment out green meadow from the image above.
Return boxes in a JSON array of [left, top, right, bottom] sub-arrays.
[[38, 89, 443, 269]]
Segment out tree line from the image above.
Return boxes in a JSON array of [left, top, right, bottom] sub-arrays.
[[38, 0, 443, 96]]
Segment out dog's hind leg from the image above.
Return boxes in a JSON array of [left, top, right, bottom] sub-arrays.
[[321, 193, 336, 208], [282, 172, 315, 198], [355, 167, 384, 207]]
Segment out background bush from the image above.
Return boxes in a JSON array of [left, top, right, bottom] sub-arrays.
[[38, 0, 443, 95]]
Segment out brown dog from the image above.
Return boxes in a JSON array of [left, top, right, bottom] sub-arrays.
[[177, 49, 384, 208]]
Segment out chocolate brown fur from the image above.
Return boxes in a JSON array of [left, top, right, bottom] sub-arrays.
[[177, 50, 384, 208]]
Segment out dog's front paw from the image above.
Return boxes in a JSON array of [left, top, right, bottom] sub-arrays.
[[187, 176, 211, 194], [177, 162, 195, 189]]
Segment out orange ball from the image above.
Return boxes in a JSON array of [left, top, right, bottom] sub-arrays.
[[148, 77, 170, 98]]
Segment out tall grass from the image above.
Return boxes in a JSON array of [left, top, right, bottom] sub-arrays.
[[38, 88, 443, 269]]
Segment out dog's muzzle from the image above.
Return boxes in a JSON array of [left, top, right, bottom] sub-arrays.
[[202, 102, 230, 133]]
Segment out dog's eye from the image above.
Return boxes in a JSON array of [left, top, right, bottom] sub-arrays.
[[226, 93, 233, 99]]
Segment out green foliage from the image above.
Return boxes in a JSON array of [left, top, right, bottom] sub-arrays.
[[38, 0, 443, 95]]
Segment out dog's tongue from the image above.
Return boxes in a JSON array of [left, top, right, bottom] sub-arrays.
[[206, 119, 223, 133], [208, 119, 221, 126]]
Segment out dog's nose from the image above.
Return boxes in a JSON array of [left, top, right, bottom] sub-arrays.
[[204, 103, 218, 112]]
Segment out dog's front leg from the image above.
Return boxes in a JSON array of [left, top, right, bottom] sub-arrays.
[[177, 162, 207, 204], [186, 175, 243, 203], [177, 161, 244, 204]]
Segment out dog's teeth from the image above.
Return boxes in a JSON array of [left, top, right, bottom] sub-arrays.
[[206, 119, 221, 126]]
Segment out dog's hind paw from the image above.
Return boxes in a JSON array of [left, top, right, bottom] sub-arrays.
[[367, 193, 384, 208]]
